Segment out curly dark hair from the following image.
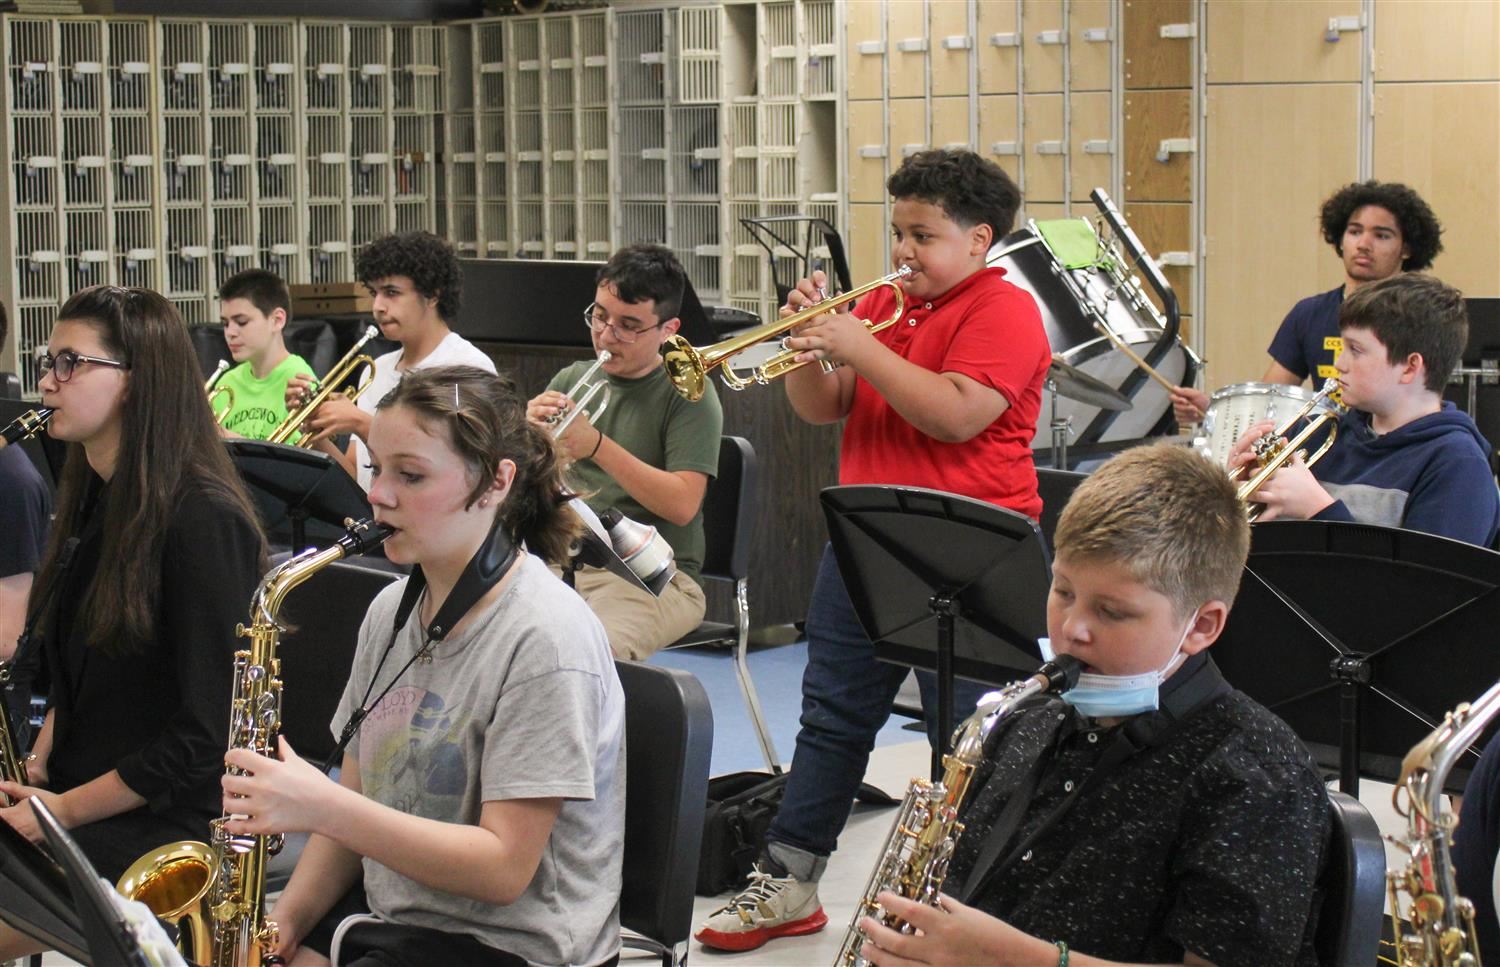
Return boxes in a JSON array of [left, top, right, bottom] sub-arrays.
[[1320, 181, 1443, 272], [355, 231, 464, 321], [887, 149, 1022, 243]]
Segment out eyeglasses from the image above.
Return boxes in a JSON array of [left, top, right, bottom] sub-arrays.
[[582, 303, 664, 344], [35, 347, 129, 383]]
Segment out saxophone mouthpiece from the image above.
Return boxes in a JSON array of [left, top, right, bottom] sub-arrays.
[[1039, 654, 1084, 693], [338, 518, 395, 556]]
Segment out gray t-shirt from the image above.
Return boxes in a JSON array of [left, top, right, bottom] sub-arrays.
[[336, 554, 625, 966]]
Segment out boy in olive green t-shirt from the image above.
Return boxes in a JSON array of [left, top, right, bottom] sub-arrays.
[[527, 245, 723, 660], [213, 268, 315, 441]]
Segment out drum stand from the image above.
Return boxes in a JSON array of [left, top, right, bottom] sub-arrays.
[[1047, 376, 1072, 470]]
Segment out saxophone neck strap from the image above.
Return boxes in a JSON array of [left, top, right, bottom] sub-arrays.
[[392, 521, 519, 642]]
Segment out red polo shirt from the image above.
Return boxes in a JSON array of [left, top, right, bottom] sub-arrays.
[[839, 266, 1049, 519]]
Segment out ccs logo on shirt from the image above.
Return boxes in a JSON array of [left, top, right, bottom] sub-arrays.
[[1323, 337, 1344, 352]]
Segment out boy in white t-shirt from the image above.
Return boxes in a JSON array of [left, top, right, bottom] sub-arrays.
[[287, 232, 496, 489]]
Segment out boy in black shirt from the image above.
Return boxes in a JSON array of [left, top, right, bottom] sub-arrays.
[[858, 444, 1329, 967]]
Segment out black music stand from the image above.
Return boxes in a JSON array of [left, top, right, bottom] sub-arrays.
[[31, 799, 166, 966], [227, 440, 373, 552], [821, 485, 1051, 778], [1214, 520, 1500, 797], [0, 814, 88, 962]]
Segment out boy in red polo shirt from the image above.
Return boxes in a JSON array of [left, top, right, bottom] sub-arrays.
[[696, 148, 1049, 952]]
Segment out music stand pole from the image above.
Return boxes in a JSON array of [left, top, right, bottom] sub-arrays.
[[929, 591, 961, 779], [1332, 655, 1372, 796], [1047, 376, 1070, 471]]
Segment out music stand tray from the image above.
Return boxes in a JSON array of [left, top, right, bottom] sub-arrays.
[[0, 817, 87, 962], [1214, 520, 1500, 796], [820, 485, 1051, 776], [227, 440, 373, 552]]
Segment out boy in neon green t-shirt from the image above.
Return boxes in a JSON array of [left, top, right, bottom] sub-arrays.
[[213, 269, 315, 441]]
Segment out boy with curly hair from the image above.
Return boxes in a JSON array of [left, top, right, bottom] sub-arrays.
[[697, 148, 1050, 952], [1173, 180, 1444, 423], [288, 231, 496, 489]]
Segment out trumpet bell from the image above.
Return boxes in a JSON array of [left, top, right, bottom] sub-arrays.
[[662, 336, 709, 403]]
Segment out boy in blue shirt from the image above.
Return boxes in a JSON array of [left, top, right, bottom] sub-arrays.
[[1234, 273, 1499, 547]]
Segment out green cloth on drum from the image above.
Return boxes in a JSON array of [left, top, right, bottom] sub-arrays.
[[1036, 219, 1101, 270]]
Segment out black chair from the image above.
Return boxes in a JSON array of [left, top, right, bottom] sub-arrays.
[[1316, 790, 1386, 967], [285, 318, 339, 378], [1036, 467, 1089, 557], [188, 322, 233, 379], [664, 435, 780, 773], [0, 371, 21, 399], [262, 556, 401, 890], [617, 660, 713, 967]]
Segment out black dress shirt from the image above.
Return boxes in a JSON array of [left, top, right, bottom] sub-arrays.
[[948, 655, 1330, 967]]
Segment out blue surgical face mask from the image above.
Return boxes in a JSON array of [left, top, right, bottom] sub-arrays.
[[1038, 614, 1198, 719]]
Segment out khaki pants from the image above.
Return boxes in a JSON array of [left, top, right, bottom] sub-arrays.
[[569, 565, 707, 661]]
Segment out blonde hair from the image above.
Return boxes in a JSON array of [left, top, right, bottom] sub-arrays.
[[1053, 444, 1250, 616]]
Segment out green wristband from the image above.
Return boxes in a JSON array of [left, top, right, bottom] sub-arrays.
[[1054, 940, 1069, 967]]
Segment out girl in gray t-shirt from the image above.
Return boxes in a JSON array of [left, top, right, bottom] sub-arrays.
[[222, 366, 625, 967]]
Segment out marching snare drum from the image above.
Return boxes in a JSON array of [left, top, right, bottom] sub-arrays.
[[1197, 382, 1341, 468]]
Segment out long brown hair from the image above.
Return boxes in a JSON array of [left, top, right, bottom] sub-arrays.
[[30, 286, 268, 654], [375, 365, 582, 565]]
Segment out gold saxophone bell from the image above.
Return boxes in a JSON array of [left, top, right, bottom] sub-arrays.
[[268, 325, 380, 447], [549, 350, 612, 439], [662, 265, 913, 402], [1230, 378, 1346, 522], [205, 360, 235, 428], [116, 840, 216, 967]]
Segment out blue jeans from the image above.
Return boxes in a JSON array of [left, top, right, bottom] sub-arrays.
[[766, 545, 992, 860]]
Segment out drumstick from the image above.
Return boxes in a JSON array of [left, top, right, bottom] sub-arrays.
[[1093, 322, 1179, 392]]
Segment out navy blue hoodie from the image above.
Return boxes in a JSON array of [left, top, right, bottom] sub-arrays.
[[1311, 401, 1500, 547]]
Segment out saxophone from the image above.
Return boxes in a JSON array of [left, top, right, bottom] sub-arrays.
[[117, 519, 391, 967], [1386, 681, 1500, 967], [0, 661, 30, 800], [835, 656, 1082, 967]]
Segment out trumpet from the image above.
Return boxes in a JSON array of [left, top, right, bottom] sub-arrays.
[[0, 406, 53, 449], [267, 325, 379, 447], [548, 350, 611, 438], [662, 265, 913, 402], [1231, 378, 1345, 522], [206, 359, 235, 427]]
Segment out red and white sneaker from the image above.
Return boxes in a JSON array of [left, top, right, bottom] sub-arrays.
[[694, 867, 828, 952]]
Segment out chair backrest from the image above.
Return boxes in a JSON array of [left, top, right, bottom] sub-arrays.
[[617, 660, 714, 950], [188, 323, 233, 379], [274, 559, 401, 763], [1036, 467, 1089, 556], [0, 371, 20, 400], [1316, 790, 1386, 967], [284, 319, 339, 378], [700, 435, 757, 582]]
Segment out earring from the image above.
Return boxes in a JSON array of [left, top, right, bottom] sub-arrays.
[[479, 497, 490, 509]]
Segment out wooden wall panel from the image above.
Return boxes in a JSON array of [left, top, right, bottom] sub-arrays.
[[978, 93, 1021, 173], [849, 201, 890, 284], [1123, 201, 1194, 318], [845, 0, 886, 99], [1374, 82, 1500, 296], [889, 97, 929, 161], [1069, 90, 1112, 201], [1123, 88, 1191, 201], [930, 0, 972, 98], [1205, 0, 1362, 84], [1123, 0, 1193, 89], [1023, 202, 1069, 226], [1374, 0, 1500, 82], [847, 98, 889, 203], [1204, 84, 1360, 389], [1069, 0, 1114, 92], [931, 95, 972, 149], [887, 0, 927, 98], [1024, 92, 1065, 201], [977, 0, 1021, 95], [1022, 0, 1065, 93]]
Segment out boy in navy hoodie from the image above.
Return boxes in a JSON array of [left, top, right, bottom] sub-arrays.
[[1234, 273, 1499, 547]]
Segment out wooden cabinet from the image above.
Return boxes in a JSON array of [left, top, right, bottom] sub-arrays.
[[1123, 88, 1191, 201], [1205, 0, 1362, 84], [976, 0, 1021, 94], [1069, 91, 1112, 202], [1374, 0, 1499, 83], [1123, 0, 1192, 89], [847, 98, 889, 203]]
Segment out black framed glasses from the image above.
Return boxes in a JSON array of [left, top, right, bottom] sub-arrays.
[[582, 303, 664, 344], [35, 347, 129, 383]]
